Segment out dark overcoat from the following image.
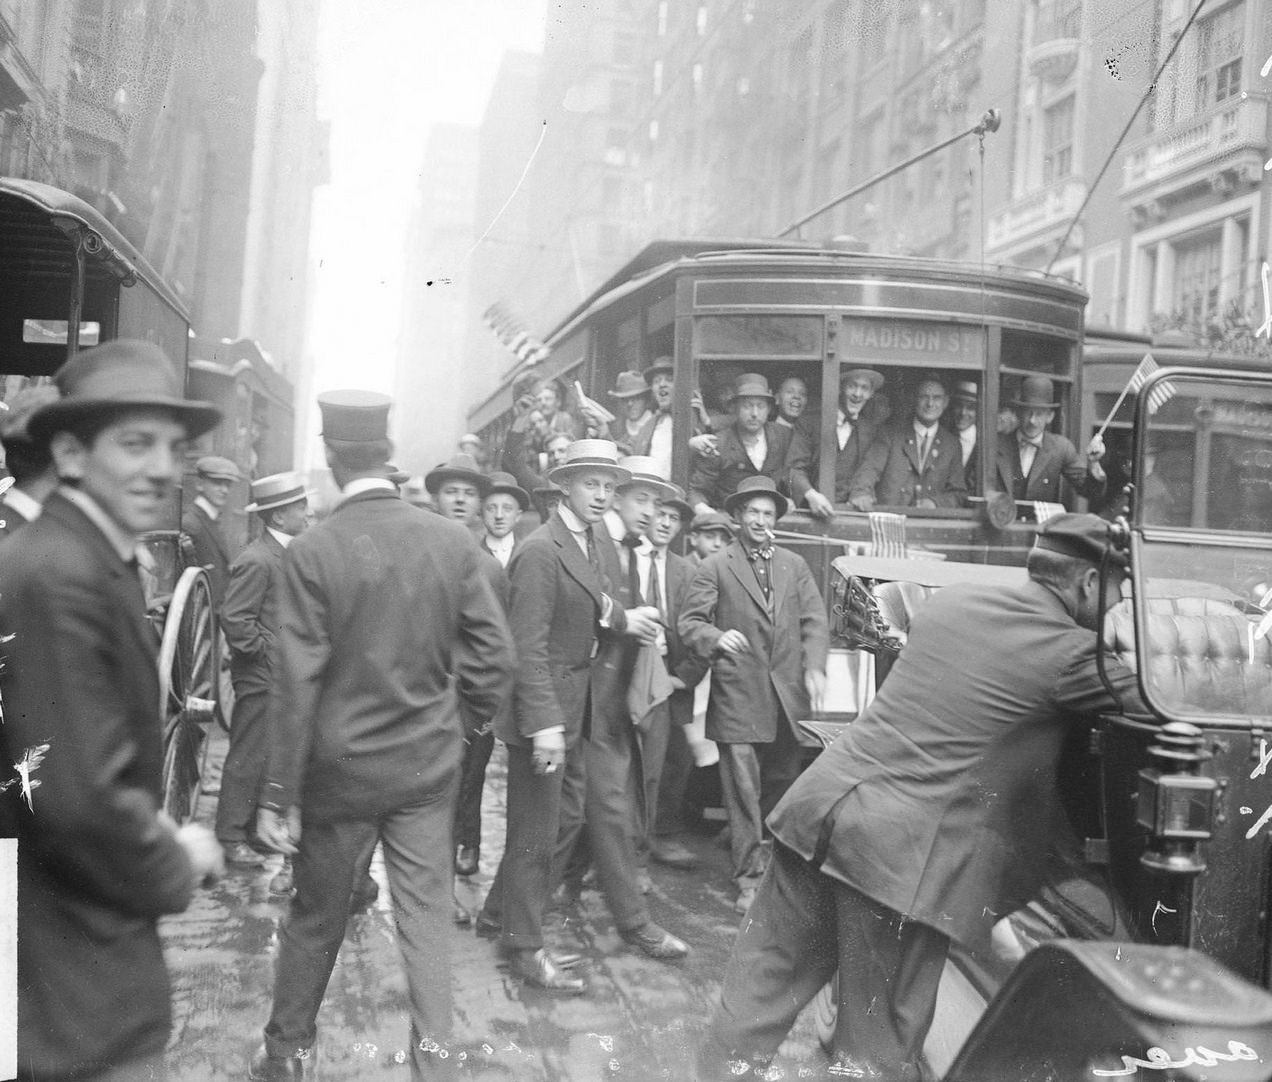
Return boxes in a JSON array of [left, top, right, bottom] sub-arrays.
[[767, 580, 1141, 952], [221, 529, 286, 695], [849, 423, 967, 508], [494, 510, 629, 749], [995, 430, 1105, 507], [181, 500, 231, 604], [678, 540, 828, 743], [0, 493, 195, 1077], [263, 488, 514, 820], [663, 549, 709, 726]]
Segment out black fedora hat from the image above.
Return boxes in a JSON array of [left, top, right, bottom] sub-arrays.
[[28, 339, 221, 443], [424, 453, 490, 496], [486, 470, 530, 511], [723, 475, 789, 519]]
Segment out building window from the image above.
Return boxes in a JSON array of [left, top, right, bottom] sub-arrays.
[[1195, 2, 1243, 111], [1042, 95, 1074, 185], [1172, 231, 1223, 325]]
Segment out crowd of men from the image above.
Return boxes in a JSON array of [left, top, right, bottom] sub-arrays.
[[0, 338, 1139, 1082], [497, 363, 1109, 527]]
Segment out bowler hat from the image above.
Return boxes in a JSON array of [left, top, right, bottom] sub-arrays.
[[617, 455, 683, 500], [952, 380, 978, 404], [731, 373, 773, 401], [689, 509, 734, 536], [245, 471, 313, 514], [840, 368, 885, 393], [1033, 512, 1128, 569], [0, 385, 61, 446], [643, 357, 674, 383], [424, 453, 490, 496], [723, 475, 789, 519], [319, 389, 392, 443], [195, 455, 242, 482], [486, 470, 530, 511], [547, 439, 631, 486], [1011, 375, 1060, 410], [608, 371, 651, 400], [27, 339, 221, 443]]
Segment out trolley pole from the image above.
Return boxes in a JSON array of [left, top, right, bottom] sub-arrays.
[[778, 108, 1001, 240]]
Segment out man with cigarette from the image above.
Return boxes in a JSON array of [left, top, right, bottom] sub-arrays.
[[679, 475, 828, 915]]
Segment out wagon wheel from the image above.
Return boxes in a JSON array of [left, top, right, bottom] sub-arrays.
[[158, 566, 220, 822]]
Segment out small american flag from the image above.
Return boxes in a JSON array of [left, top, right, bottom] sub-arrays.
[[1127, 354, 1177, 415]]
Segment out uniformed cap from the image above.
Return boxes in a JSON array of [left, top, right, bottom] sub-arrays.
[[318, 389, 392, 442], [723, 474, 789, 519], [0, 385, 61, 445], [617, 454, 682, 500], [485, 470, 530, 511], [27, 339, 221, 443], [424, 453, 490, 496], [1033, 512, 1128, 569], [244, 471, 312, 513], [689, 509, 734, 536], [195, 455, 241, 482]]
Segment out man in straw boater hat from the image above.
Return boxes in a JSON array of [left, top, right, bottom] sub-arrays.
[[216, 472, 312, 878], [181, 452, 243, 607], [679, 474, 829, 917], [248, 390, 514, 1081], [688, 372, 808, 515], [476, 439, 684, 994], [995, 373, 1106, 509], [697, 514, 1145, 1081], [0, 339, 226, 1080]]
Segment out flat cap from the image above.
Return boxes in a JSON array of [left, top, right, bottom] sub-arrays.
[[1033, 512, 1128, 568], [690, 509, 735, 535], [319, 389, 392, 443], [195, 455, 242, 481]]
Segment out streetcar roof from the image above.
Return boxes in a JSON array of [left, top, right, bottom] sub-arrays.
[[0, 176, 191, 325]]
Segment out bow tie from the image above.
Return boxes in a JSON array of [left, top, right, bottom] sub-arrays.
[[621, 533, 643, 549], [746, 546, 774, 562]]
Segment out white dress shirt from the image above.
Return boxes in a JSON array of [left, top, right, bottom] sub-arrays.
[[266, 526, 295, 549], [836, 409, 860, 452], [194, 494, 220, 520], [648, 412, 673, 478], [959, 424, 976, 467], [484, 531, 515, 567], [743, 430, 767, 471]]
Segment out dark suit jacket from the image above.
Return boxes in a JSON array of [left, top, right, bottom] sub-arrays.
[[0, 493, 195, 1076], [850, 423, 967, 508], [689, 422, 804, 509], [495, 510, 630, 750], [679, 540, 829, 743], [662, 549, 709, 727], [995, 431, 1105, 508], [221, 529, 287, 695], [790, 414, 880, 504], [264, 488, 514, 821], [0, 492, 34, 538], [768, 580, 1143, 953], [181, 500, 231, 605]]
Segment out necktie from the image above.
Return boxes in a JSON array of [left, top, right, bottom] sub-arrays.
[[621, 533, 643, 603], [648, 549, 664, 619], [918, 430, 931, 469], [584, 525, 601, 574]]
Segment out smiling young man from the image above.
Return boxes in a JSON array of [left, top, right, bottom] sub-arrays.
[[679, 475, 828, 915], [0, 339, 226, 1081], [795, 367, 884, 519]]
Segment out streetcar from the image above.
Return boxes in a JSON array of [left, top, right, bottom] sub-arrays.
[[0, 177, 222, 822]]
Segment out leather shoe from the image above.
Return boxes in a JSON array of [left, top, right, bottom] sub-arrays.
[[349, 875, 378, 912], [475, 911, 501, 938], [649, 838, 698, 869], [620, 922, 690, 960], [247, 1042, 317, 1080], [508, 948, 586, 994], [224, 841, 266, 868], [455, 845, 479, 877]]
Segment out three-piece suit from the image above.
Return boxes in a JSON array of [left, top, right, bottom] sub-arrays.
[[0, 493, 196, 1079], [259, 486, 513, 1076], [995, 430, 1105, 508], [849, 423, 967, 507]]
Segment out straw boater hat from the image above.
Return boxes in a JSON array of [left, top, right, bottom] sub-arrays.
[[28, 339, 221, 444], [244, 471, 313, 514], [1011, 375, 1060, 410], [617, 455, 682, 500], [723, 474, 789, 519], [485, 470, 530, 511], [318, 389, 392, 443], [424, 453, 490, 496], [608, 371, 650, 400], [195, 455, 242, 482], [546, 439, 631, 486], [840, 367, 885, 393]]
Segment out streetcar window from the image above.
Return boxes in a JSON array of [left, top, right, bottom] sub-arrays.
[[999, 329, 1074, 377], [21, 319, 100, 346], [696, 315, 822, 358]]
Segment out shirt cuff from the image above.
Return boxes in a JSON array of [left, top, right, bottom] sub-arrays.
[[529, 725, 566, 737], [599, 593, 614, 626]]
